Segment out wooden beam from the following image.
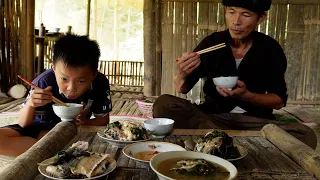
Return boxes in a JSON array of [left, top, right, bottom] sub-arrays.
[[155, 0, 162, 95], [287, 101, 320, 105], [26, 0, 35, 81], [87, 0, 91, 36], [262, 124, 320, 179], [143, 0, 156, 96], [161, 0, 320, 5], [172, 129, 262, 136]]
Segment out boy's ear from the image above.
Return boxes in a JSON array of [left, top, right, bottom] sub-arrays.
[[51, 63, 55, 70], [93, 71, 98, 79]]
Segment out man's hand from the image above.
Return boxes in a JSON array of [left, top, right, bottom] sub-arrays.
[[216, 80, 248, 99], [26, 86, 53, 108], [176, 52, 201, 79]]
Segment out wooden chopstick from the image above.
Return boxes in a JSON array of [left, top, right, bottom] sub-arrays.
[[175, 43, 226, 62], [17, 75, 69, 107], [196, 43, 226, 54]]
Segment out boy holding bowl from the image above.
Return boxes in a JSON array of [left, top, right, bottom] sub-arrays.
[[0, 34, 112, 156]]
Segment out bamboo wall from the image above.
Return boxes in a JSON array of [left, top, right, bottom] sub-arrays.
[[0, 0, 21, 92], [160, 0, 320, 102]]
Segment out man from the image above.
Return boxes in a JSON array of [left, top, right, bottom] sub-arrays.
[[153, 0, 317, 149]]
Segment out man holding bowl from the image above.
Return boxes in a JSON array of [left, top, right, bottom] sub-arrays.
[[153, 0, 317, 149]]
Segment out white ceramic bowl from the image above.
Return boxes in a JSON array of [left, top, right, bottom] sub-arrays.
[[144, 118, 174, 138], [52, 103, 83, 122], [150, 151, 238, 180], [213, 76, 238, 90], [122, 141, 186, 165]]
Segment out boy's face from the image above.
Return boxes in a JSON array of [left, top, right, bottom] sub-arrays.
[[52, 61, 97, 100]]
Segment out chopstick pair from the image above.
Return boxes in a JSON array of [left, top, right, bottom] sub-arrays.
[[176, 43, 226, 62], [17, 75, 69, 107], [196, 43, 226, 54]]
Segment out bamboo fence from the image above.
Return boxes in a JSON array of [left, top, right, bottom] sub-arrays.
[[98, 60, 144, 86], [0, 0, 22, 92]]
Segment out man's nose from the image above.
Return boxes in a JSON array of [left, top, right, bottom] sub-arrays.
[[232, 14, 241, 26]]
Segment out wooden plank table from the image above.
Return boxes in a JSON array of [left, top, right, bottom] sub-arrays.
[[34, 128, 317, 180]]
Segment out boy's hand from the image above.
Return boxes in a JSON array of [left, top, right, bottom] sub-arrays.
[[26, 86, 53, 108], [75, 102, 90, 126]]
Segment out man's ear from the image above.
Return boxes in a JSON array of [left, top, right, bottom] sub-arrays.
[[51, 63, 55, 71], [258, 12, 267, 25]]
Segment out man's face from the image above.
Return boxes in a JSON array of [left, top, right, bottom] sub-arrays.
[[225, 6, 265, 40], [52, 61, 97, 100]]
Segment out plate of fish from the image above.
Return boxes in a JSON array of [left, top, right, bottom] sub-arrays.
[[97, 120, 153, 148], [184, 130, 248, 161], [38, 141, 117, 180]]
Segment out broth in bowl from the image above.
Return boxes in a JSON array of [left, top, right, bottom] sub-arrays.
[[157, 158, 230, 180], [133, 151, 159, 161]]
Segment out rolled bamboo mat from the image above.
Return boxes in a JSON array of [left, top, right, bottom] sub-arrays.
[[0, 122, 77, 180], [262, 124, 320, 179]]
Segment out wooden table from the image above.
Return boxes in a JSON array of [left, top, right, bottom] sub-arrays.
[[33, 128, 317, 180]]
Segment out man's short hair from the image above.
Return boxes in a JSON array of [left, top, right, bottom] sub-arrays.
[[53, 34, 101, 71], [222, 0, 271, 13]]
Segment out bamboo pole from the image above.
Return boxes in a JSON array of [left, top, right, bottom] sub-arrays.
[[261, 124, 320, 179], [86, 0, 91, 36], [26, 0, 35, 81], [0, 0, 5, 91], [143, 0, 156, 96], [20, 0, 27, 79], [0, 122, 77, 180], [15, 0, 21, 81], [155, 0, 162, 95], [37, 24, 45, 75]]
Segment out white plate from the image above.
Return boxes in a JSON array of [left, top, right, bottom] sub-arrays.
[[122, 141, 186, 165], [38, 158, 117, 180], [109, 115, 149, 123], [150, 151, 238, 180], [228, 144, 248, 161], [97, 131, 152, 148]]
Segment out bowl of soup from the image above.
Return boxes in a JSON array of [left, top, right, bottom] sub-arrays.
[[213, 76, 238, 90], [122, 141, 186, 166], [150, 151, 237, 180], [52, 103, 83, 122], [144, 118, 174, 138]]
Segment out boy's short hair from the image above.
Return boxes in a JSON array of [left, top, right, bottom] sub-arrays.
[[53, 34, 100, 71]]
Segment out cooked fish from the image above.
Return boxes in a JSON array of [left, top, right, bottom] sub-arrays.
[[193, 130, 240, 159], [170, 159, 217, 175], [70, 153, 112, 178], [104, 121, 150, 141], [46, 164, 71, 178]]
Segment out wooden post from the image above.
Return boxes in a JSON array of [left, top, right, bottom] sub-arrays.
[[26, 0, 35, 81], [155, 0, 162, 95], [143, 0, 156, 96], [86, 0, 91, 36], [262, 124, 320, 179], [37, 23, 45, 75], [0, 122, 77, 180], [20, 0, 27, 79], [67, 25, 72, 34]]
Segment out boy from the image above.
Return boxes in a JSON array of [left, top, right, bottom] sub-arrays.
[[0, 34, 112, 156]]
